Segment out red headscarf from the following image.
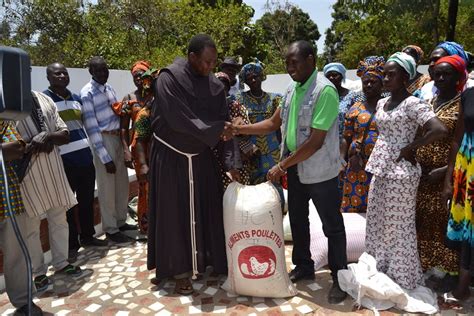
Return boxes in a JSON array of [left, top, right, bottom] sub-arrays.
[[435, 55, 467, 92], [131, 60, 151, 75]]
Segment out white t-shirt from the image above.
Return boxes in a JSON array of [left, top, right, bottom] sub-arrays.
[[420, 79, 474, 101], [229, 78, 240, 97]]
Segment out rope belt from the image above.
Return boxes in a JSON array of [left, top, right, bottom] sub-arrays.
[[153, 133, 199, 279]]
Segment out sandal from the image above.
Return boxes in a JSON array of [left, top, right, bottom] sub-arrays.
[[174, 278, 194, 295], [443, 292, 459, 303], [34, 274, 50, 292], [56, 264, 83, 277], [438, 292, 463, 310]]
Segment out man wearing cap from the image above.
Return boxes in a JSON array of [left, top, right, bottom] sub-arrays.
[[219, 57, 242, 97]]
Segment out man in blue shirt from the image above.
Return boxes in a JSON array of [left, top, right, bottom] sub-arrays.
[[81, 57, 134, 243]]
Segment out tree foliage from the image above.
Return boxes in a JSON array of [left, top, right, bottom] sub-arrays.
[[255, 0, 320, 73], [0, 0, 269, 70], [322, 0, 474, 68], [4, 0, 470, 74]]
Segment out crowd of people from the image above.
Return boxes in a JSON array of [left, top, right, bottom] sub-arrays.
[[0, 33, 473, 314]]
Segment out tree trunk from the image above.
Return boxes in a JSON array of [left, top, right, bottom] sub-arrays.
[[431, 0, 441, 44], [446, 0, 458, 41]]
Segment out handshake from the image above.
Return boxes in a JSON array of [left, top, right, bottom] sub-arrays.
[[221, 117, 245, 141]]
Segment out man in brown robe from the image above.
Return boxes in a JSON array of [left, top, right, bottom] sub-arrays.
[[147, 34, 232, 294]]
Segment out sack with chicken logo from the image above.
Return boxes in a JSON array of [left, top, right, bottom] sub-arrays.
[[222, 182, 298, 298]]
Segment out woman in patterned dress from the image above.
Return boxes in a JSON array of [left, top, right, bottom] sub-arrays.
[[365, 52, 447, 289], [133, 69, 158, 203], [340, 56, 385, 213], [416, 55, 468, 284], [112, 61, 156, 234], [442, 79, 474, 301], [402, 45, 431, 97], [238, 60, 282, 185], [323, 63, 357, 139]]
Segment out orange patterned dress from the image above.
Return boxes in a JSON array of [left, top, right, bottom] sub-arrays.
[[341, 101, 378, 212], [112, 96, 152, 233]]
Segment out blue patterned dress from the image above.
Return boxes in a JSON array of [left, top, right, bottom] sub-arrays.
[[238, 91, 281, 184]]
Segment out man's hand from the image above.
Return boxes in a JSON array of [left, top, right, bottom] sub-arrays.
[[221, 122, 233, 141], [137, 164, 149, 184], [267, 164, 286, 183], [105, 161, 116, 174], [396, 145, 417, 166], [231, 117, 244, 135], [29, 131, 54, 154], [1, 141, 26, 161], [124, 149, 134, 169]]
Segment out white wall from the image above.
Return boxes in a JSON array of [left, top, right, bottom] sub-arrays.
[[31, 65, 429, 97], [31, 66, 137, 97]]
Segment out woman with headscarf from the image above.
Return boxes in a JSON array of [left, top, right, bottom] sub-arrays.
[[402, 45, 431, 97], [237, 59, 282, 186], [323, 62, 358, 139], [442, 86, 474, 302], [365, 52, 447, 289], [421, 41, 470, 100], [112, 60, 155, 234], [214, 71, 252, 189], [340, 56, 385, 213], [416, 56, 467, 288], [133, 68, 159, 199]]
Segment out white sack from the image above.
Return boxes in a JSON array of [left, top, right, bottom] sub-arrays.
[[222, 182, 298, 298], [310, 210, 366, 271], [282, 190, 366, 269], [283, 214, 292, 241]]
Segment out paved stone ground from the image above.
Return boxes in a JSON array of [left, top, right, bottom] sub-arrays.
[[0, 237, 472, 315]]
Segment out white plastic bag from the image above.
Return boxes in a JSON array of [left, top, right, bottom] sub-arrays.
[[222, 182, 298, 298], [338, 253, 439, 314]]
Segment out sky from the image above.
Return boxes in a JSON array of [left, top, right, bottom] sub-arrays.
[[243, 0, 337, 53]]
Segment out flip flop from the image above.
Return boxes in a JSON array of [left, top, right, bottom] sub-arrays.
[[438, 292, 463, 310], [443, 292, 459, 303], [174, 278, 194, 295]]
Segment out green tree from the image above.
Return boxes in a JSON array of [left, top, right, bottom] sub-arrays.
[[322, 0, 473, 68], [194, 0, 243, 6], [0, 0, 266, 70], [255, 0, 319, 73], [0, 20, 10, 41]]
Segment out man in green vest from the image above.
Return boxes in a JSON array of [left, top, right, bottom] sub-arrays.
[[233, 40, 348, 304]]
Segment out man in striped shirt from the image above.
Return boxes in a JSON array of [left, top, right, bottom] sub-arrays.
[[81, 57, 134, 244], [44, 63, 108, 261], [18, 91, 82, 292]]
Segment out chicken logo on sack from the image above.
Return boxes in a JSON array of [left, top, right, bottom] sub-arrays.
[[238, 246, 276, 279]]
